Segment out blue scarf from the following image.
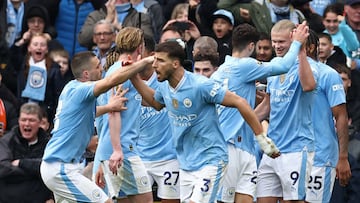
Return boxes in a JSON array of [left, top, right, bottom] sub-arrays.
[[21, 66, 47, 102], [132, 0, 146, 13], [6, 0, 24, 47], [267, 1, 299, 24], [116, 3, 131, 24]]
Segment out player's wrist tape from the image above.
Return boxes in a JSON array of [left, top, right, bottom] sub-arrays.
[[255, 132, 280, 156]]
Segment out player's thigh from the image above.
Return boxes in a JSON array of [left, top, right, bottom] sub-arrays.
[[218, 145, 257, 202], [279, 151, 314, 201], [180, 161, 227, 203], [41, 161, 108, 203], [305, 166, 336, 203], [144, 159, 180, 199], [256, 155, 282, 199], [102, 156, 152, 198]]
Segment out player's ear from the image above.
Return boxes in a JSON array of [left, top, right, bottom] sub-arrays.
[[172, 59, 180, 68]]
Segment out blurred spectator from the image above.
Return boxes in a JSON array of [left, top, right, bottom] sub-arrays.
[[192, 36, 218, 59], [344, 0, 360, 70], [217, 0, 273, 35], [15, 34, 61, 125], [78, 0, 153, 50], [0, 29, 17, 96], [211, 9, 234, 65], [156, 0, 186, 21], [24, 0, 106, 26], [310, 0, 336, 15], [159, 24, 183, 43], [0, 73, 19, 137], [162, 2, 201, 61], [54, 0, 97, 58], [291, 0, 325, 33], [10, 5, 63, 84], [188, 0, 218, 36], [255, 32, 274, 62], [0, 103, 53, 202], [39, 108, 51, 135], [171, 2, 189, 20], [332, 63, 352, 94], [265, 0, 305, 24], [48, 48, 74, 111], [160, 20, 198, 67], [131, 0, 165, 42], [345, 0, 360, 39], [16, 5, 62, 50], [317, 32, 347, 67], [0, 0, 25, 47], [323, 3, 359, 59], [91, 20, 116, 68]]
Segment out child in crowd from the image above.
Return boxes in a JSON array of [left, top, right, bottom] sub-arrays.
[[322, 4, 359, 60], [49, 49, 74, 97], [17, 33, 60, 124], [211, 9, 234, 65]]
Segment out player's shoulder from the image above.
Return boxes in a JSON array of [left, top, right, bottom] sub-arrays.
[[105, 61, 122, 76]]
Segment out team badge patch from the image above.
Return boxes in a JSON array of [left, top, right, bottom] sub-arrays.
[[92, 189, 102, 200], [135, 93, 142, 100], [140, 176, 149, 186], [279, 74, 286, 84], [227, 187, 235, 196], [183, 98, 192, 108], [29, 70, 45, 88], [172, 99, 179, 109]]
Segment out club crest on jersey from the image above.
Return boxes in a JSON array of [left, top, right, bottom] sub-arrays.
[[279, 74, 286, 84], [135, 93, 142, 100], [183, 98, 192, 108], [172, 99, 179, 109]]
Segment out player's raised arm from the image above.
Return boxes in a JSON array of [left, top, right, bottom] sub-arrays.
[[94, 56, 154, 97], [130, 74, 165, 111], [221, 91, 280, 158]]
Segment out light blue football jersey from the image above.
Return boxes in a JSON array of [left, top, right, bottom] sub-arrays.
[[138, 72, 177, 161], [154, 71, 228, 171], [312, 62, 346, 167], [43, 80, 97, 163], [266, 57, 319, 152], [210, 41, 302, 154], [95, 61, 143, 161], [93, 92, 108, 174]]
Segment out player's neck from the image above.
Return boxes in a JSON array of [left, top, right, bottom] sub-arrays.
[[118, 53, 137, 63], [232, 50, 250, 58], [139, 66, 154, 81], [168, 68, 185, 88]]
